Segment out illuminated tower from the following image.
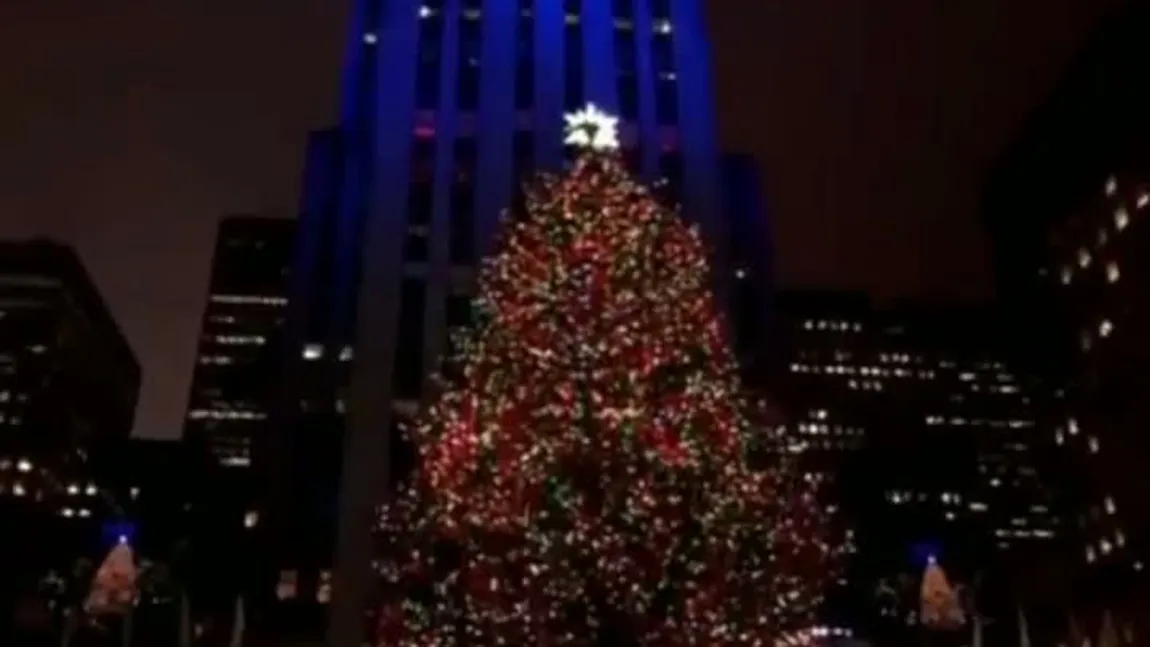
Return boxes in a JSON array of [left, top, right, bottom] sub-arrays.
[[266, 2, 737, 645]]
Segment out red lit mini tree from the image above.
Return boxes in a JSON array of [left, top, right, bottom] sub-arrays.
[[373, 105, 839, 646]]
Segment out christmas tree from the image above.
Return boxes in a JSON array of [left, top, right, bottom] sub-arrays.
[[919, 556, 964, 630], [84, 539, 138, 616], [373, 105, 838, 646]]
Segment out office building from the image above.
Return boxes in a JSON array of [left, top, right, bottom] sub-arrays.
[[984, 2, 1150, 632], [255, 1, 766, 644], [183, 216, 295, 472], [0, 239, 140, 631], [767, 291, 1066, 640]]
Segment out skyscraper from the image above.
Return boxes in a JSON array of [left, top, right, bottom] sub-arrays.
[[0, 239, 140, 629], [183, 216, 295, 473], [768, 292, 1068, 636], [985, 1, 1150, 626], [262, 2, 747, 645]]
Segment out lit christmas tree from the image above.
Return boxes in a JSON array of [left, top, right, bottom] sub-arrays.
[[84, 539, 138, 617], [373, 105, 839, 646], [919, 556, 964, 631]]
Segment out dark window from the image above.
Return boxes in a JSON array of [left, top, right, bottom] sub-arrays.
[[615, 22, 639, 121], [618, 79, 639, 121], [411, 137, 435, 182], [458, 17, 482, 110], [415, 14, 444, 110], [659, 153, 683, 206], [613, 0, 634, 19], [392, 279, 426, 399], [616, 27, 638, 75], [405, 182, 432, 263], [650, 0, 671, 19], [450, 184, 475, 265], [655, 76, 678, 125], [564, 1, 584, 111], [653, 34, 677, 125], [652, 32, 674, 73], [451, 137, 478, 265], [454, 138, 477, 182], [516, 7, 534, 109], [512, 131, 535, 197]]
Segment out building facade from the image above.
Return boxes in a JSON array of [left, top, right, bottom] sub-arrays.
[[183, 216, 295, 473], [767, 292, 1068, 641], [0, 239, 140, 635], [984, 2, 1150, 635], [254, 1, 763, 645]]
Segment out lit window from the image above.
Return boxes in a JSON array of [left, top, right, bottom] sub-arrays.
[[1105, 496, 1117, 514], [1138, 193, 1149, 209], [276, 570, 298, 600], [317, 570, 333, 604], [1106, 261, 1121, 283], [1088, 436, 1100, 453], [303, 344, 324, 360], [1068, 418, 1080, 435], [1116, 530, 1126, 547], [734, 268, 747, 279], [1106, 176, 1118, 196], [340, 345, 354, 361], [1078, 248, 1092, 268], [1086, 545, 1097, 563], [16, 459, 31, 473], [1115, 208, 1130, 231], [362, 32, 378, 45], [1100, 539, 1113, 555], [244, 511, 259, 529], [418, 5, 435, 18], [652, 18, 672, 34], [1099, 319, 1114, 338], [1059, 266, 1073, 284], [1136, 561, 1144, 571]]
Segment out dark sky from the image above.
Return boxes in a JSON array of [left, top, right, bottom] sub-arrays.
[[0, 0, 1119, 439]]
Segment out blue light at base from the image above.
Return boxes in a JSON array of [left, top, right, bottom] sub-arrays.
[[102, 520, 136, 548], [911, 540, 942, 569]]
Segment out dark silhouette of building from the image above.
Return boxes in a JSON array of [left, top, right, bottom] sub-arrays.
[[984, 0, 1150, 634], [766, 291, 1068, 641], [183, 216, 295, 475], [0, 239, 140, 639]]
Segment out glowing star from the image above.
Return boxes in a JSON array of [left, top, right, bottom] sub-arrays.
[[563, 103, 620, 151]]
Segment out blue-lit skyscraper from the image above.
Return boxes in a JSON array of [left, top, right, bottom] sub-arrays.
[[259, 2, 757, 645]]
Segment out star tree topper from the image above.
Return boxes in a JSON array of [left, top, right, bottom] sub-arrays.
[[563, 103, 620, 151]]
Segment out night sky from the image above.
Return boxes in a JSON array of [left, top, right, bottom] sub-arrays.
[[0, 0, 1121, 439]]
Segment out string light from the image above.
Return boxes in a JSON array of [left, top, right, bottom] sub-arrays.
[[374, 148, 840, 646]]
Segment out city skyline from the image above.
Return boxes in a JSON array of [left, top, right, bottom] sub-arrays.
[[0, 0, 1123, 439]]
